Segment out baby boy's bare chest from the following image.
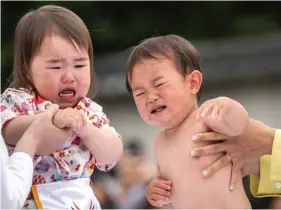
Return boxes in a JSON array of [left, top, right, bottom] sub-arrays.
[[156, 122, 207, 179]]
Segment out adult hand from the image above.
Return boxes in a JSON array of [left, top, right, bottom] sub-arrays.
[[15, 104, 72, 156], [190, 118, 275, 190]]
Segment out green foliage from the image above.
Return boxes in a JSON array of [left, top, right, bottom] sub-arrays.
[[1, 1, 281, 90]]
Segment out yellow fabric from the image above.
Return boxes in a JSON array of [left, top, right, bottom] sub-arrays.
[[31, 185, 43, 209], [250, 129, 281, 197]]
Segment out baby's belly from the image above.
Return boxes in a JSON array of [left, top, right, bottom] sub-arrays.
[[165, 156, 251, 209]]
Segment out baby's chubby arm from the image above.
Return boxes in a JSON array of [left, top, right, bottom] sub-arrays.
[[77, 119, 123, 166], [197, 97, 249, 136]]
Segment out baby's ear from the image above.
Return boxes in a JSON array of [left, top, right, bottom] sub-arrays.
[[186, 70, 202, 95]]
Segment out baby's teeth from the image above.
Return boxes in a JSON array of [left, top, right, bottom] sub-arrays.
[[60, 93, 73, 96]]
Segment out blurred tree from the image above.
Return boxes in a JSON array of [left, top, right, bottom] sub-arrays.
[[1, 1, 281, 90]]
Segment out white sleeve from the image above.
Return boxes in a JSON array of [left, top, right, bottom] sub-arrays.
[[0, 135, 34, 209]]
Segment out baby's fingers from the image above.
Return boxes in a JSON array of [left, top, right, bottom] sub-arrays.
[[153, 181, 171, 191], [67, 113, 82, 133], [62, 115, 77, 132], [152, 187, 170, 197], [200, 106, 212, 118], [197, 102, 215, 119], [148, 198, 162, 208], [211, 103, 222, 119], [151, 193, 170, 203]]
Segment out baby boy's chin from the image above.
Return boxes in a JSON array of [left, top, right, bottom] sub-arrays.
[[147, 119, 169, 128]]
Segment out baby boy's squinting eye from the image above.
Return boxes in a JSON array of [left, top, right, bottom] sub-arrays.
[[135, 92, 145, 97], [156, 82, 166, 87]]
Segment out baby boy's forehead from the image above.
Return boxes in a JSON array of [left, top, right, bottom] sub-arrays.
[[131, 75, 165, 90]]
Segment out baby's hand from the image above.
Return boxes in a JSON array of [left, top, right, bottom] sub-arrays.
[[146, 177, 172, 207], [196, 97, 232, 120], [196, 97, 248, 136], [53, 108, 86, 133]]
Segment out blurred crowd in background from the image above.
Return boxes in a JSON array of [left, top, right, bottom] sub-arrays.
[[92, 140, 155, 209]]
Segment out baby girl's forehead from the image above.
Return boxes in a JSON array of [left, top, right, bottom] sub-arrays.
[[38, 35, 87, 57]]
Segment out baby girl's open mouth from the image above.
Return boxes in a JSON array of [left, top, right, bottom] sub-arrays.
[[58, 89, 76, 101]]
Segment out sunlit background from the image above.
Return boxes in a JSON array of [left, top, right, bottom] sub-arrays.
[[1, 1, 281, 209]]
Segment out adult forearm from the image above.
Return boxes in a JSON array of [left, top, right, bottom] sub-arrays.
[[249, 118, 275, 156], [13, 131, 39, 158], [2, 115, 36, 146]]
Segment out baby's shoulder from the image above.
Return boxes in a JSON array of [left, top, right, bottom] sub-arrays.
[[1, 87, 35, 98], [180, 115, 207, 135]]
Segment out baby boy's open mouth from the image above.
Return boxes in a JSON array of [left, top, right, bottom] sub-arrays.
[[151, 106, 167, 114]]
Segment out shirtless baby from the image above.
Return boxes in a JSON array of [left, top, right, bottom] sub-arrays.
[[125, 35, 251, 209]]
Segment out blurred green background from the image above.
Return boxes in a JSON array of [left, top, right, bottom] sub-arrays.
[[2, 1, 281, 90]]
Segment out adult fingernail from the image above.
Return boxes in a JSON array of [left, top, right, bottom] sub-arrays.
[[203, 170, 209, 177], [230, 184, 235, 191], [192, 135, 199, 141], [191, 150, 197, 156]]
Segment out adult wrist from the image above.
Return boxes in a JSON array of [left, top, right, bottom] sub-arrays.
[[247, 119, 275, 157], [14, 132, 39, 158], [253, 119, 275, 156], [263, 126, 275, 155]]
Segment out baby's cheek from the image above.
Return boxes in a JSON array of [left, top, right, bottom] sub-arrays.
[[136, 104, 147, 120], [35, 72, 58, 97], [79, 84, 90, 97], [36, 83, 56, 101], [78, 76, 91, 96]]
